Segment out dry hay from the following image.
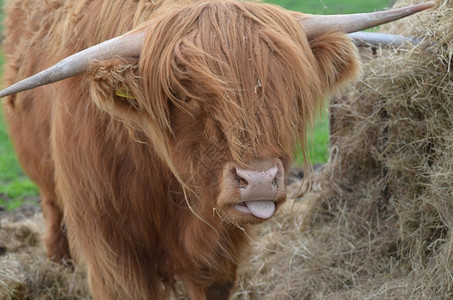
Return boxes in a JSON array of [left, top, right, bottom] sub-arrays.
[[0, 0, 451, 298], [0, 212, 89, 299]]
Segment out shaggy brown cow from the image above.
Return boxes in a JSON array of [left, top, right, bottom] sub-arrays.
[[1, 0, 433, 299]]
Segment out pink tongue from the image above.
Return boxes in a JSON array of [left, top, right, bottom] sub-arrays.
[[245, 200, 275, 219]]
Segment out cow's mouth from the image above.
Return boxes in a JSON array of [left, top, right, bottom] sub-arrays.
[[234, 200, 276, 219]]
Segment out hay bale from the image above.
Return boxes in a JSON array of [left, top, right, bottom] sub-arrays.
[[234, 0, 453, 298]]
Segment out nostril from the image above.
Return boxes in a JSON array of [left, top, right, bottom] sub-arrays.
[[272, 173, 279, 187], [231, 168, 248, 188], [235, 176, 248, 187]]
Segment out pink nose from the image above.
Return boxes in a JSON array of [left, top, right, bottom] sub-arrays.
[[235, 165, 280, 201], [230, 160, 285, 219]]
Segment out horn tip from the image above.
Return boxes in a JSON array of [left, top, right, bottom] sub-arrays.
[[417, 1, 435, 10], [0, 90, 11, 98], [402, 2, 435, 16]]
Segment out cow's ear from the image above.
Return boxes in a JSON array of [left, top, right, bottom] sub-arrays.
[[89, 58, 145, 121], [308, 32, 361, 94]]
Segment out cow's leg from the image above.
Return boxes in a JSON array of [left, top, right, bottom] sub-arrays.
[[63, 216, 163, 300], [186, 277, 236, 300], [84, 246, 164, 299], [41, 193, 71, 262], [205, 280, 235, 299]]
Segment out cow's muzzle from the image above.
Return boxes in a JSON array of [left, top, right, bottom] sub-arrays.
[[218, 159, 286, 222]]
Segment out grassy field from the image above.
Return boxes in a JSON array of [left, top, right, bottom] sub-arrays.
[[268, 0, 394, 14], [0, 109, 39, 210], [0, 0, 390, 209]]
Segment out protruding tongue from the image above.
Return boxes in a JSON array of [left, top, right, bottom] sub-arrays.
[[245, 200, 275, 219]]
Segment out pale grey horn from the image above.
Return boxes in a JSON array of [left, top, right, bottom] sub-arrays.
[[349, 32, 423, 47], [0, 30, 145, 98], [294, 2, 434, 39]]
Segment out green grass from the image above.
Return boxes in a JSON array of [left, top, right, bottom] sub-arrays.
[[0, 100, 39, 210], [0, 39, 40, 209], [267, 0, 393, 14], [306, 110, 331, 165], [0, 0, 391, 210]]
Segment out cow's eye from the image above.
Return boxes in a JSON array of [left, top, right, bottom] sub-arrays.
[[184, 97, 201, 114]]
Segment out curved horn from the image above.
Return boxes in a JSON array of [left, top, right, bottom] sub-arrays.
[[349, 31, 423, 47], [294, 2, 434, 39], [0, 30, 145, 98]]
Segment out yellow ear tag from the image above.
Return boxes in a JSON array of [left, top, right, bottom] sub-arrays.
[[115, 89, 135, 100]]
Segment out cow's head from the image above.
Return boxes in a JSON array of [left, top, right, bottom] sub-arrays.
[[0, 1, 434, 225], [127, 1, 363, 225]]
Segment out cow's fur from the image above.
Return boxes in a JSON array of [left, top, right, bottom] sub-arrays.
[[2, 0, 360, 298]]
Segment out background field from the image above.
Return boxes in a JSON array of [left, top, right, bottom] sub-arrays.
[[0, 0, 391, 209]]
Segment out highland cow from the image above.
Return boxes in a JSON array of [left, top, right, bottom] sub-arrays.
[[1, 0, 433, 298]]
